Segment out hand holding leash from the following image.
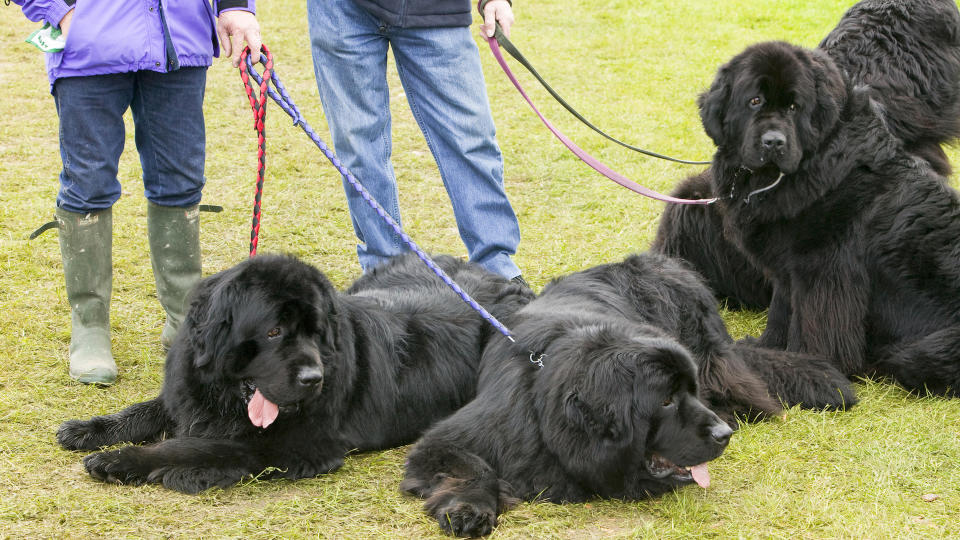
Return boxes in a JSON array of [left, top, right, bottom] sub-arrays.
[[219, 10, 262, 67], [481, 0, 514, 38]]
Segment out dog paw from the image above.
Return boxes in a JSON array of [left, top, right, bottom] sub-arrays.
[[57, 419, 107, 451], [434, 500, 497, 538], [158, 467, 247, 494], [83, 449, 148, 486], [808, 380, 859, 411], [274, 455, 344, 480]]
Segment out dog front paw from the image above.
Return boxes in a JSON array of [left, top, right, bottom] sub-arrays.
[[273, 455, 345, 480], [57, 419, 108, 451], [433, 499, 497, 538], [83, 449, 148, 486], [158, 466, 248, 494]]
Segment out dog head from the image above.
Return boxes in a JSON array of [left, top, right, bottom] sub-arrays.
[[534, 324, 732, 498], [699, 41, 847, 175], [178, 254, 345, 428]]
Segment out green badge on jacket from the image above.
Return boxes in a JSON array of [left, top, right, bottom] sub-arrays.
[[26, 22, 66, 53]]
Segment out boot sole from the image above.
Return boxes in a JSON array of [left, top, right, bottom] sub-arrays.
[[71, 368, 117, 386]]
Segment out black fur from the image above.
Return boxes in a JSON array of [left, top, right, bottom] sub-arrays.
[[820, 0, 960, 176], [653, 0, 960, 310], [56, 253, 533, 494], [400, 253, 855, 537], [652, 169, 771, 309], [695, 36, 960, 397]]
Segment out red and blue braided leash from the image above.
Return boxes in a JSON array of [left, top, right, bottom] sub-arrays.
[[237, 46, 517, 341], [238, 45, 272, 257]]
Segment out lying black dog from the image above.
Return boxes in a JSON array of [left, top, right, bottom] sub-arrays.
[[401, 253, 854, 537], [56, 252, 532, 493], [654, 0, 960, 310]]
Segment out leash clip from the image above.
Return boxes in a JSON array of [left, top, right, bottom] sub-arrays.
[[529, 352, 545, 369]]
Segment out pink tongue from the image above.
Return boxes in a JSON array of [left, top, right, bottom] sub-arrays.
[[247, 389, 279, 428], [690, 463, 710, 488]]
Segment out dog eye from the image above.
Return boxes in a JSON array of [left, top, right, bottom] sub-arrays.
[[788, 103, 798, 112], [661, 397, 674, 408], [749, 96, 764, 108], [266, 327, 283, 340]]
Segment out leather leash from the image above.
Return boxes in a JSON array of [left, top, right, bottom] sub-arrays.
[[485, 24, 717, 205]]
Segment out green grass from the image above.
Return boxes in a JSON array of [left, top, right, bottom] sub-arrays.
[[2, 0, 959, 537]]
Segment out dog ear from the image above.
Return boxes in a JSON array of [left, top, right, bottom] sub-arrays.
[[543, 356, 637, 483], [698, 64, 732, 146], [183, 271, 237, 369], [563, 391, 630, 441], [304, 265, 344, 353], [807, 49, 847, 139], [323, 302, 340, 352], [562, 350, 638, 442]]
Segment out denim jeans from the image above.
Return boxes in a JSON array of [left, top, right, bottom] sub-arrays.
[[52, 67, 207, 212], [307, 0, 522, 279]]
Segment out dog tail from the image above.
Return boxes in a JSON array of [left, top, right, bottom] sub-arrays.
[[732, 339, 858, 410]]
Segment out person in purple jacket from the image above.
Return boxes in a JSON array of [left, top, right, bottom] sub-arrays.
[[12, 0, 261, 385], [307, 0, 528, 284]]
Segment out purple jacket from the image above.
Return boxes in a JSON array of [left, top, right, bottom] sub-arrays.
[[14, 0, 255, 89]]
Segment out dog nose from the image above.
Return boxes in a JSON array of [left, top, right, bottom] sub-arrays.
[[761, 130, 786, 150], [709, 422, 734, 445], [297, 367, 324, 387]]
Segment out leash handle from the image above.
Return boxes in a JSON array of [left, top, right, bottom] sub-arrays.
[[239, 45, 274, 257], [237, 48, 516, 341], [486, 25, 716, 206]]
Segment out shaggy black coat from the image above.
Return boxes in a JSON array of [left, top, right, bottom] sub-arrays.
[[56, 253, 533, 494], [401, 253, 854, 537], [696, 38, 960, 396], [653, 0, 960, 310]]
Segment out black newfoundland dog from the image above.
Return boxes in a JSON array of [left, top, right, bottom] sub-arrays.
[[401, 253, 854, 537], [657, 1, 960, 396], [56, 253, 533, 493], [654, 0, 960, 310]]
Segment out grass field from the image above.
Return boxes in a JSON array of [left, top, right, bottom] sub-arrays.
[[2, 1, 959, 538]]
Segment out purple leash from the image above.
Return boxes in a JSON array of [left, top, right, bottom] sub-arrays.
[[241, 51, 516, 341]]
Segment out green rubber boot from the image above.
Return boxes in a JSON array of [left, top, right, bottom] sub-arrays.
[[148, 202, 202, 350], [57, 207, 117, 385]]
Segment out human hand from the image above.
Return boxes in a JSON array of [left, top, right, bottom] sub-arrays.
[[217, 10, 262, 67], [59, 8, 74, 36], [481, 0, 514, 39]]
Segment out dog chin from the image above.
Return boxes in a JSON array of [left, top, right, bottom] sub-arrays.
[[741, 156, 797, 176], [740, 145, 800, 175]]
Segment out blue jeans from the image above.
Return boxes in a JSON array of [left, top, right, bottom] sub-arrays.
[[307, 0, 522, 279], [52, 67, 207, 212]]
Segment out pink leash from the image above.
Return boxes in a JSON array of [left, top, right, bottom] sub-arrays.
[[484, 30, 717, 205]]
